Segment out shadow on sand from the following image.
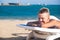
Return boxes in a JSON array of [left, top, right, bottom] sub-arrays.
[[0, 33, 45, 40], [0, 36, 46, 40], [12, 33, 29, 36], [1, 33, 60, 40], [0, 33, 27, 40], [0, 36, 26, 40]]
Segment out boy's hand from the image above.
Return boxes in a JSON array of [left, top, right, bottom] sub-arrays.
[[32, 24, 37, 27]]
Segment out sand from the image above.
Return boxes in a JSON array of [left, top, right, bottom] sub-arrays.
[[0, 20, 58, 40], [0, 19, 33, 40]]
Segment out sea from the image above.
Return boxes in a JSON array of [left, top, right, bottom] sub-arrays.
[[0, 5, 60, 20]]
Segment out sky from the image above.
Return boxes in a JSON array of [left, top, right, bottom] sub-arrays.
[[0, 0, 60, 5]]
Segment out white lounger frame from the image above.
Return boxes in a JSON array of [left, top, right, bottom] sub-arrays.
[[17, 15, 60, 40]]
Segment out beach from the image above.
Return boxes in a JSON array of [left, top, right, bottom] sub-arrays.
[[0, 20, 33, 40], [0, 5, 60, 40]]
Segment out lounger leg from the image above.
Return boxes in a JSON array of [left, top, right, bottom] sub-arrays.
[[26, 31, 34, 40], [46, 34, 60, 40]]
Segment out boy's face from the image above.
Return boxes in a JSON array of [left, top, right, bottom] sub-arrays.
[[38, 12, 50, 24]]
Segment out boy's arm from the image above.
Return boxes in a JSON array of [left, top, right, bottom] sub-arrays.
[[27, 21, 38, 26], [41, 20, 56, 28], [27, 22, 33, 26], [55, 21, 60, 28]]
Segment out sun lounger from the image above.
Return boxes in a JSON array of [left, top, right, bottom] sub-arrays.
[[17, 15, 60, 40]]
